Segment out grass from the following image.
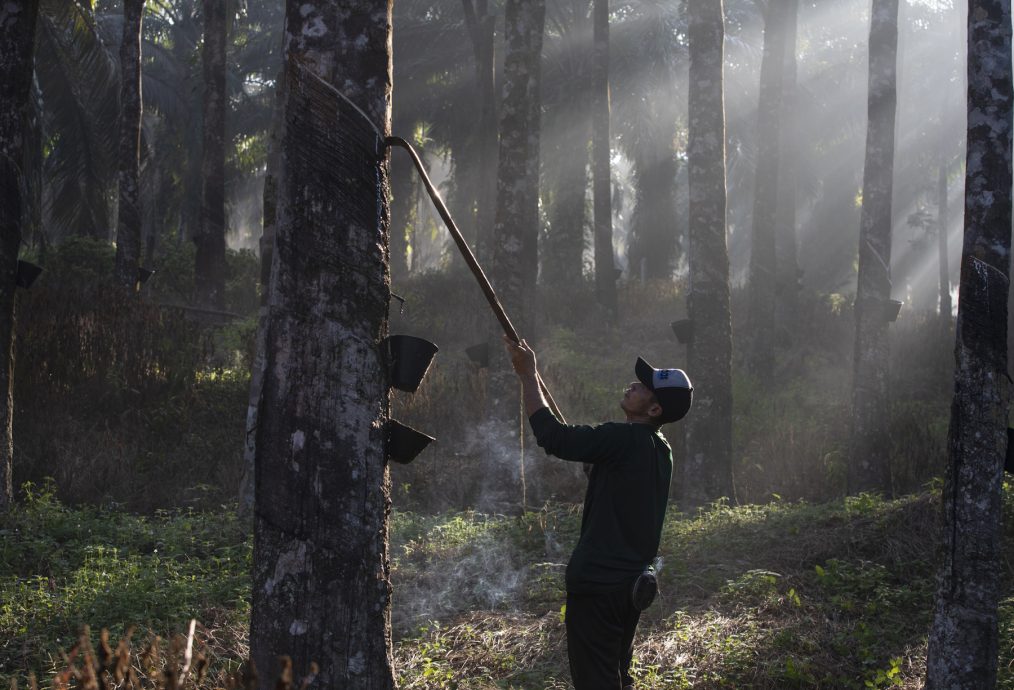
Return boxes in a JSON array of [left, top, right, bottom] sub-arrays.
[[0, 482, 250, 686], [5, 486, 1014, 688]]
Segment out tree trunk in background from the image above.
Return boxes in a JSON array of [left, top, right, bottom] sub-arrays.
[[936, 153, 951, 322], [747, 0, 788, 375], [194, 0, 227, 310], [544, 59, 590, 289], [630, 145, 678, 281], [114, 0, 145, 291], [543, 9, 592, 290], [0, 0, 39, 511], [239, 113, 280, 520], [848, 0, 898, 496], [487, 0, 545, 510], [591, 0, 616, 316], [491, 0, 544, 344], [683, 0, 733, 507], [925, 1, 1012, 684], [774, 0, 799, 333], [248, 0, 395, 684], [462, 0, 498, 264], [628, 13, 680, 284]]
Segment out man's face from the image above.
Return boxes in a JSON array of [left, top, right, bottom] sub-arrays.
[[621, 381, 662, 419]]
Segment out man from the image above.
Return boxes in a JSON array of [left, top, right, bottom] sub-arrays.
[[503, 337, 692, 690]]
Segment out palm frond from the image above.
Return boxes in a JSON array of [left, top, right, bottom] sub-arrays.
[[36, 0, 120, 239]]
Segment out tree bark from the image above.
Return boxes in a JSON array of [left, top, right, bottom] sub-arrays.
[[491, 0, 544, 342], [544, 59, 590, 289], [937, 153, 952, 322], [630, 145, 678, 282], [848, 0, 899, 496], [747, 0, 789, 375], [114, 0, 145, 291], [683, 0, 733, 507], [544, 127, 588, 287], [248, 0, 395, 685], [239, 110, 281, 520], [591, 0, 615, 315], [774, 0, 799, 331], [462, 0, 498, 264], [487, 0, 545, 511], [925, 0, 1012, 685], [626, 11, 680, 284], [0, 0, 40, 510], [194, 0, 227, 310]]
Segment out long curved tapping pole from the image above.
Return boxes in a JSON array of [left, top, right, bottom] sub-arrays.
[[385, 135, 566, 424]]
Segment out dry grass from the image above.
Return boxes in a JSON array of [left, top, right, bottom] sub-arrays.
[[393, 493, 944, 689]]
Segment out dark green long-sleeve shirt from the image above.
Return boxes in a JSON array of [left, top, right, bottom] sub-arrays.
[[529, 406, 673, 594]]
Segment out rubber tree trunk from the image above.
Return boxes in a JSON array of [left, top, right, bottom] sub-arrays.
[[239, 98, 281, 520], [746, 0, 789, 375], [774, 0, 799, 332], [544, 120, 589, 287], [194, 0, 227, 310], [114, 0, 145, 291], [925, 0, 1012, 685], [0, 0, 39, 511], [248, 0, 395, 685], [544, 47, 590, 289], [627, 13, 680, 283], [491, 0, 545, 343], [936, 152, 952, 322], [848, 0, 899, 496], [487, 0, 545, 511], [683, 0, 733, 507], [630, 145, 678, 282], [591, 0, 616, 316], [462, 0, 498, 264]]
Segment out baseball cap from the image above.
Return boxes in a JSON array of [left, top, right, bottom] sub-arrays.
[[635, 357, 693, 424]]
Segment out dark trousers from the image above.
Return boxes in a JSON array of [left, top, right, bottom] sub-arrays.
[[565, 586, 641, 690]]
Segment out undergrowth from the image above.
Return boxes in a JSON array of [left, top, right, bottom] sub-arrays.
[[0, 483, 250, 686], [6, 487, 1014, 688]]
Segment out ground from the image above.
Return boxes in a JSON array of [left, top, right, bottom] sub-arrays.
[[4, 485, 1014, 689]]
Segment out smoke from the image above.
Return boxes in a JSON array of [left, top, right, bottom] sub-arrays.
[[389, 426, 577, 637], [392, 523, 533, 636], [227, 173, 266, 252]]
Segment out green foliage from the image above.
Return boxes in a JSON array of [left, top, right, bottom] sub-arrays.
[[9, 490, 1014, 688], [145, 239, 196, 306], [224, 248, 261, 317], [0, 483, 249, 686], [14, 235, 259, 510], [14, 359, 249, 512], [36, 236, 116, 287], [144, 242, 259, 317]]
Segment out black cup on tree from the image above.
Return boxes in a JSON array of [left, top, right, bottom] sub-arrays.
[[384, 335, 439, 393], [16, 260, 43, 289], [388, 420, 435, 464], [465, 341, 489, 368], [671, 319, 693, 344], [1005, 428, 1014, 474]]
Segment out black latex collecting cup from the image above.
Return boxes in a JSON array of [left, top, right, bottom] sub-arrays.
[[388, 420, 435, 465], [385, 335, 438, 393]]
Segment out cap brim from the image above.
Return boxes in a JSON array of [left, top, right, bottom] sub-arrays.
[[635, 356, 655, 390]]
